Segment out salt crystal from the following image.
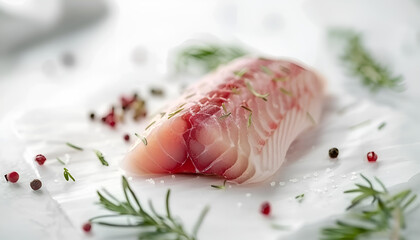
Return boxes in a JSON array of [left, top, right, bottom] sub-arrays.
[[146, 178, 155, 184]]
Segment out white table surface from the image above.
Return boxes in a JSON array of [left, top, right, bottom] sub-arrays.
[[1, 1, 420, 239]]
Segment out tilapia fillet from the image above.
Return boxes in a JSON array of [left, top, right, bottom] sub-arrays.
[[123, 57, 325, 184]]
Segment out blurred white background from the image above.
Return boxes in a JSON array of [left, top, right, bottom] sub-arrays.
[[1, 1, 420, 239]]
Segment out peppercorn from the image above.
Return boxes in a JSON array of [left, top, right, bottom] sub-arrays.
[[89, 112, 95, 120], [35, 154, 47, 165], [329, 148, 339, 158], [5, 171, 19, 183], [82, 222, 92, 233], [260, 202, 271, 216], [367, 151, 378, 162], [123, 134, 130, 142], [30, 179, 42, 191]]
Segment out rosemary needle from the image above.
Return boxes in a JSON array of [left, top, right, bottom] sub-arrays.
[[90, 176, 210, 240], [332, 30, 404, 92], [321, 174, 417, 240]]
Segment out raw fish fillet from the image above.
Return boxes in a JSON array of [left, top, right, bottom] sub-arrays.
[[123, 57, 325, 184]]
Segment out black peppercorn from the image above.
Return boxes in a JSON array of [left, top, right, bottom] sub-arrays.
[[329, 148, 339, 158], [30, 179, 42, 191], [89, 112, 95, 120]]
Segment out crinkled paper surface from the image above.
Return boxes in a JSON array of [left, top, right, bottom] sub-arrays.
[[2, 0, 420, 239]]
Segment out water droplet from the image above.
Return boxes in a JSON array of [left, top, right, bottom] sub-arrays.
[[54, 179, 58, 183], [313, 172, 319, 177], [351, 172, 357, 175], [245, 193, 251, 197], [146, 178, 155, 184], [270, 181, 276, 187], [289, 178, 298, 183], [160, 180, 165, 184], [350, 175, 358, 180], [325, 168, 332, 173], [171, 175, 176, 179], [341, 174, 347, 178], [279, 181, 286, 186], [332, 185, 338, 189], [237, 202, 243, 208], [303, 174, 311, 180]]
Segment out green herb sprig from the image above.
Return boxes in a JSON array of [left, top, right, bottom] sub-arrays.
[[176, 44, 247, 73], [321, 174, 417, 240], [63, 168, 75, 181], [295, 193, 305, 202], [90, 176, 210, 240], [65, 142, 108, 166], [94, 150, 109, 166], [334, 31, 404, 91], [219, 103, 231, 120], [245, 80, 269, 101], [66, 142, 84, 151], [211, 180, 227, 190]]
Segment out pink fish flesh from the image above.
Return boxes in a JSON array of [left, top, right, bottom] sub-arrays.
[[122, 57, 325, 184]]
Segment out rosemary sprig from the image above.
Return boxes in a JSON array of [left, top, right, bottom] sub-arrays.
[[280, 88, 292, 96], [231, 87, 240, 94], [63, 168, 75, 181], [135, 133, 148, 146], [211, 180, 227, 189], [320, 174, 417, 240], [241, 105, 253, 127], [66, 142, 84, 151], [90, 176, 210, 240], [234, 68, 248, 78], [94, 150, 109, 166], [245, 80, 269, 101], [295, 193, 305, 202], [219, 113, 231, 120], [176, 43, 247, 73], [334, 31, 404, 91], [273, 77, 287, 82], [378, 122, 387, 130], [219, 104, 231, 119], [260, 65, 273, 76], [306, 112, 316, 125], [247, 113, 252, 128], [56, 157, 66, 165], [185, 93, 196, 99], [349, 119, 371, 130], [145, 121, 156, 131], [141, 137, 148, 146], [168, 108, 184, 119]]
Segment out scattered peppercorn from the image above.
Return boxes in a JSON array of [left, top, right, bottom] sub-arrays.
[[30, 179, 42, 190], [35, 154, 47, 165], [367, 151, 378, 162], [89, 112, 95, 120], [260, 202, 271, 216], [123, 134, 130, 142], [82, 222, 92, 233], [329, 148, 339, 158], [5, 171, 19, 183]]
